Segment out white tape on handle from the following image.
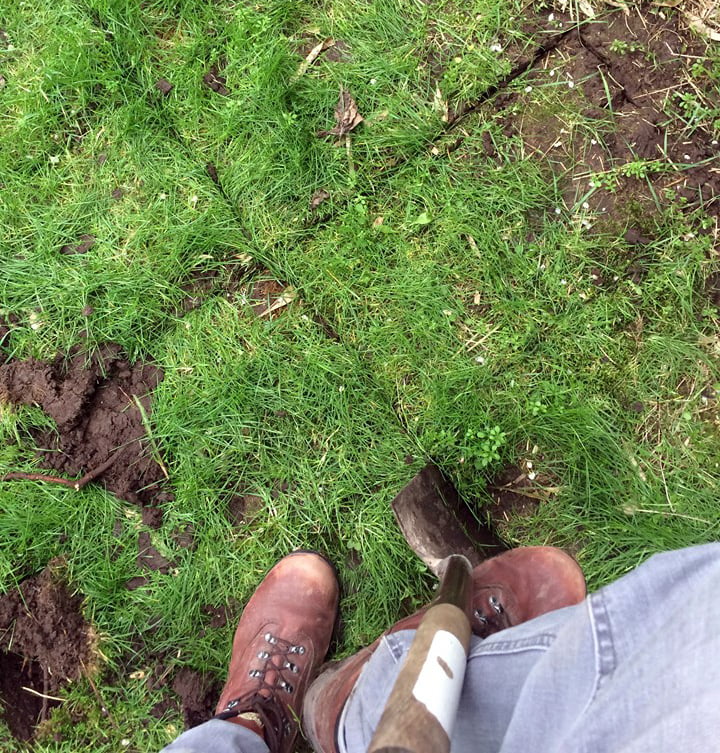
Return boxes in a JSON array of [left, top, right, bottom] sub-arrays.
[[411, 629, 467, 737]]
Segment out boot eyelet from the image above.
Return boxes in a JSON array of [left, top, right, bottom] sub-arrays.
[[473, 609, 489, 625], [280, 681, 293, 693], [284, 661, 299, 673], [291, 645, 305, 654], [257, 650, 270, 659], [488, 595, 504, 614], [248, 669, 263, 678], [264, 632, 277, 644]]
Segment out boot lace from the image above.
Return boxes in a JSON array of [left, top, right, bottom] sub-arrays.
[[215, 631, 306, 751]]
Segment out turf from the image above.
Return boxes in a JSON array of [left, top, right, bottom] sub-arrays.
[[1, 0, 720, 749]]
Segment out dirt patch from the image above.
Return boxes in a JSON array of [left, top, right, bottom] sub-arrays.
[[171, 668, 221, 728], [227, 493, 264, 526], [0, 563, 96, 740], [487, 5, 719, 219], [244, 273, 296, 319], [486, 462, 559, 537], [0, 343, 167, 505]]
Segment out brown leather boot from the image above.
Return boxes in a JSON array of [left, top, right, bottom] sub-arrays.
[[215, 551, 339, 753], [303, 546, 585, 753]]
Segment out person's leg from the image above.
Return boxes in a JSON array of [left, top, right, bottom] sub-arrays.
[[334, 543, 720, 753], [304, 546, 587, 753], [161, 551, 338, 753]]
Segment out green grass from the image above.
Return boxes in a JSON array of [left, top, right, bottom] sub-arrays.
[[1, 0, 720, 749]]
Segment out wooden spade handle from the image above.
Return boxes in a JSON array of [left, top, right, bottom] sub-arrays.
[[367, 555, 473, 753]]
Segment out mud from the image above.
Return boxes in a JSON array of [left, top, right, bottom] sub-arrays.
[[0, 563, 95, 740], [0, 343, 167, 505]]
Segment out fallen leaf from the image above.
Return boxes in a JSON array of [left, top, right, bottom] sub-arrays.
[[414, 211, 432, 225], [318, 88, 363, 138], [292, 37, 335, 82], [372, 216, 384, 228], [686, 10, 720, 41], [309, 188, 331, 210]]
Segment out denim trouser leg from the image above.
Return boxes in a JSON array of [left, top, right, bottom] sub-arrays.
[[160, 719, 269, 753], [160, 543, 720, 753], [339, 543, 720, 753]]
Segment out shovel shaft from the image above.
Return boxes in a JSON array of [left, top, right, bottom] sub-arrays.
[[367, 555, 473, 753]]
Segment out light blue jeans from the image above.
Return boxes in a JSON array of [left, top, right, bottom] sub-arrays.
[[163, 543, 720, 753]]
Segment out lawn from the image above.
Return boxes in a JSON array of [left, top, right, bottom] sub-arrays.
[[1, 0, 719, 749]]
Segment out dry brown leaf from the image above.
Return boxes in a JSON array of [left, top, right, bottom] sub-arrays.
[[292, 37, 335, 82], [318, 88, 363, 138]]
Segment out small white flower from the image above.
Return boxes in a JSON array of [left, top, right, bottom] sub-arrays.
[[442, 309, 454, 316], [121, 741, 131, 748], [525, 85, 533, 93], [683, 154, 691, 160], [369, 78, 377, 85], [540, 263, 546, 271], [548, 13, 555, 21], [560, 279, 567, 285], [549, 69, 556, 77], [554, 207, 562, 214], [49, 155, 60, 164], [713, 140, 719, 146], [582, 201, 590, 210], [338, 386, 344, 392], [588, 180, 596, 188], [490, 43, 503, 53], [475, 355, 485, 365], [528, 471, 537, 480], [568, 81, 575, 88], [590, 139, 597, 145], [159, 192, 167, 200]]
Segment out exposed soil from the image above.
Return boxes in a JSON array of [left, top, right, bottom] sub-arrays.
[[486, 462, 560, 539], [137, 531, 174, 573], [488, 5, 720, 218], [170, 668, 221, 728], [0, 563, 95, 741], [227, 492, 264, 526], [244, 273, 295, 319], [0, 342, 167, 505]]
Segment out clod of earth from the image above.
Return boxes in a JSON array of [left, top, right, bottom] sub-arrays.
[[203, 64, 229, 96], [155, 78, 173, 95], [137, 531, 174, 573], [0, 343, 167, 505], [318, 88, 363, 138], [60, 233, 95, 255], [0, 563, 96, 741]]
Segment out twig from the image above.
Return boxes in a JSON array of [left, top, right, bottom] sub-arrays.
[[1, 452, 120, 491]]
